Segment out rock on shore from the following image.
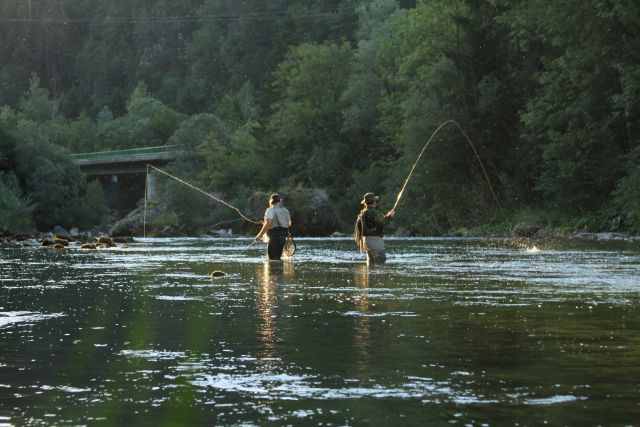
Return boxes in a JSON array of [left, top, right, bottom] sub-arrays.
[[0, 224, 135, 249], [512, 222, 540, 237]]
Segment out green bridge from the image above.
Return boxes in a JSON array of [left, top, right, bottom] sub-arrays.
[[71, 145, 177, 175], [71, 145, 180, 211]]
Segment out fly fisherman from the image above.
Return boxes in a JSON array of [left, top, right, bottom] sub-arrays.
[[354, 192, 395, 265], [254, 193, 292, 260]]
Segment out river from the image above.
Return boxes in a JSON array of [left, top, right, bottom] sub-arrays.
[[1, 237, 639, 425]]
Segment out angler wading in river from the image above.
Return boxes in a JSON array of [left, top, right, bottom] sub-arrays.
[[354, 192, 395, 265], [254, 193, 292, 260]]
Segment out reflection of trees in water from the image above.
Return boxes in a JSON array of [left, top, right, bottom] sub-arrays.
[[255, 261, 294, 364], [353, 264, 372, 374]]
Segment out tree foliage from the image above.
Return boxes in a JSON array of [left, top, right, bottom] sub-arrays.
[[267, 41, 354, 190], [0, 0, 639, 234], [0, 172, 34, 234]]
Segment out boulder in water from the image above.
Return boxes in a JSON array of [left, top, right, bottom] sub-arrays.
[[112, 236, 134, 244], [53, 226, 72, 239], [513, 222, 540, 238], [110, 210, 144, 237], [97, 236, 116, 247], [569, 232, 598, 240], [41, 238, 56, 246], [208, 228, 233, 237], [109, 204, 167, 237], [53, 237, 69, 246]]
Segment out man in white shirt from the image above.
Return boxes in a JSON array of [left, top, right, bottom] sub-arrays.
[[254, 193, 292, 260]]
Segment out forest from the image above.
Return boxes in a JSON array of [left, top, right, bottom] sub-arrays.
[[0, 0, 639, 236]]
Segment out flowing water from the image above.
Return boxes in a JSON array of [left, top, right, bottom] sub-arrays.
[[1, 237, 639, 426]]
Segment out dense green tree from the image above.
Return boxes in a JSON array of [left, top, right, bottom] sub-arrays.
[[507, 0, 640, 215], [375, 0, 517, 233], [170, 113, 232, 187], [0, 125, 33, 233], [613, 162, 640, 231], [187, 0, 358, 111], [95, 83, 186, 151], [19, 74, 55, 122], [341, 0, 404, 213], [1, 0, 639, 234], [0, 85, 107, 231], [266, 41, 354, 190], [53, 114, 97, 153], [0, 1, 84, 109], [0, 172, 34, 233], [188, 0, 282, 108], [25, 158, 82, 229], [0, 124, 16, 173], [163, 113, 243, 230]]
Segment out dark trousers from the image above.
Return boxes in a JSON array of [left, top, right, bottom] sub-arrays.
[[267, 227, 289, 260]]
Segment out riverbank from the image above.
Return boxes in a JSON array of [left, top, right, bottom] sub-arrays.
[[0, 226, 134, 249], [445, 221, 640, 242], [2, 225, 639, 249]]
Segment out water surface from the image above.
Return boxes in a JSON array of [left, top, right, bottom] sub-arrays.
[[1, 237, 639, 425]]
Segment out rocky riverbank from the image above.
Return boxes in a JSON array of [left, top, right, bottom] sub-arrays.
[[0, 225, 134, 249], [2, 221, 638, 249], [509, 221, 640, 242]]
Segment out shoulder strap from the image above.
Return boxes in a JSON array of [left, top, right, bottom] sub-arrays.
[[272, 205, 289, 228]]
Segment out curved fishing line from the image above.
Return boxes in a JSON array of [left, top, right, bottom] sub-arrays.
[[145, 164, 262, 227], [391, 120, 501, 212]]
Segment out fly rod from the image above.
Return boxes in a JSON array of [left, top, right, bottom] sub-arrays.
[[391, 119, 500, 212]]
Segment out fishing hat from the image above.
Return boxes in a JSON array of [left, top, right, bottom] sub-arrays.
[[270, 193, 281, 203], [361, 192, 379, 205]]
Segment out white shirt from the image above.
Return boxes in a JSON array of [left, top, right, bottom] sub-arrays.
[[264, 204, 291, 229]]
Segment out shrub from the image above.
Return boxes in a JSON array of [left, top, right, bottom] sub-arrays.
[[0, 172, 34, 233], [612, 166, 640, 232]]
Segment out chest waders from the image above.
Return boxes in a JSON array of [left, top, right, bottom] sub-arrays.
[[267, 227, 288, 260], [354, 208, 386, 264], [267, 205, 290, 260]]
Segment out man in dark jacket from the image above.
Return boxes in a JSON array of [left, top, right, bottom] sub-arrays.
[[354, 192, 395, 264]]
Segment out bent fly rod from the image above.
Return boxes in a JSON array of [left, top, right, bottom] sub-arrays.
[[391, 119, 501, 212]]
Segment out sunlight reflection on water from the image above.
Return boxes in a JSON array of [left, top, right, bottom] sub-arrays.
[[1, 237, 639, 425]]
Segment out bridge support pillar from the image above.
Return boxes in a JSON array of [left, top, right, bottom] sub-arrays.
[[146, 171, 156, 200]]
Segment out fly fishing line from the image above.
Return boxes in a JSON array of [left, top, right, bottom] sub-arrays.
[[144, 164, 261, 238], [391, 119, 500, 211]]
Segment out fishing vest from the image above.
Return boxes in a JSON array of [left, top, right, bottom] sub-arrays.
[[357, 208, 384, 237]]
